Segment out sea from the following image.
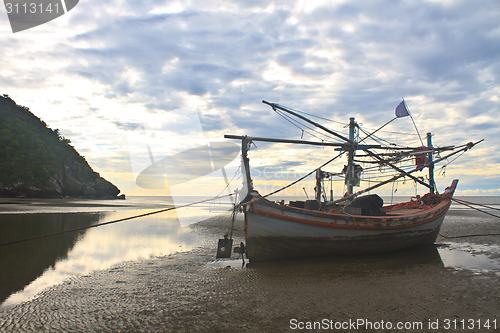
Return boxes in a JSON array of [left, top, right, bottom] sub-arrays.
[[0, 195, 499, 314]]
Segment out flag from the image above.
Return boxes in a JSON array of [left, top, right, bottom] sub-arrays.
[[395, 101, 409, 117]]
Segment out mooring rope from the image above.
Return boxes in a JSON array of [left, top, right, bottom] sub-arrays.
[[0, 193, 234, 248], [451, 197, 500, 219], [438, 197, 500, 239], [439, 233, 500, 239], [452, 197, 500, 211]]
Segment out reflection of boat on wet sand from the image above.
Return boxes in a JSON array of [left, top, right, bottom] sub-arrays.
[[247, 244, 445, 272], [224, 100, 482, 262]]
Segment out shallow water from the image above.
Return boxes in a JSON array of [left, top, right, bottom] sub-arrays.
[[212, 241, 500, 273], [438, 242, 500, 271]]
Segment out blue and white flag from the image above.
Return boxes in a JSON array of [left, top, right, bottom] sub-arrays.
[[395, 101, 409, 117]]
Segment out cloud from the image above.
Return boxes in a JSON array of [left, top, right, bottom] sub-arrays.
[[1, 0, 499, 195]]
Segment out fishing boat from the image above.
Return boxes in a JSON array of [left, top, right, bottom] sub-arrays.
[[221, 100, 482, 262]]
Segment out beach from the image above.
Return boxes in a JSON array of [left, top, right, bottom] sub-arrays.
[[0, 197, 499, 332]]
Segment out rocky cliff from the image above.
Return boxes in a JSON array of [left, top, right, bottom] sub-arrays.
[[0, 94, 122, 199]]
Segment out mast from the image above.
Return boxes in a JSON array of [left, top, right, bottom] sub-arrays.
[[346, 117, 356, 195], [241, 136, 253, 195], [427, 132, 435, 194], [315, 169, 322, 203]]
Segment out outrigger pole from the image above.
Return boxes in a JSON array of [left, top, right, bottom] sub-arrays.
[[262, 100, 351, 143], [224, 135, 380, 149], [226, 135, 440, 194]]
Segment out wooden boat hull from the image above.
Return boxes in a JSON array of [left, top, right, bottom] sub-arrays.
[[245, 197, 451, 261]]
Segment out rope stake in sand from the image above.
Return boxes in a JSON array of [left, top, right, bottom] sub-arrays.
[[0, 193, 234, 248]]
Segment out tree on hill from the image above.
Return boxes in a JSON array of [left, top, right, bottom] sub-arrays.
[[0, 94, 121, 198]]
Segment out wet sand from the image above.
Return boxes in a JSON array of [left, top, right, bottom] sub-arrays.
[[0, 212, 499, 332]]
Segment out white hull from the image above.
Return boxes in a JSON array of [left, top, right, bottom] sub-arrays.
[[245, 197, 451, 261]]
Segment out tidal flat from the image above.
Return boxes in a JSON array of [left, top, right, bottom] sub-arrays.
[[0, 197, 499, 332]]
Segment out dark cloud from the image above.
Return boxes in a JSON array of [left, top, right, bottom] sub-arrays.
[[469, 123, 498, 132], [113, 121, 141, 130]]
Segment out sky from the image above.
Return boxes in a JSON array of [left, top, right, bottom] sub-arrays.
[[1, 0, 499, 198]]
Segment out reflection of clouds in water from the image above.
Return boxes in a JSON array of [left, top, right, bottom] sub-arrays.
[[80, 211, 198, 262], [438, 242, 500, 271], [71, 209, 199, 265], [1, 210, 199, 310], [2, 269, 68, 309]]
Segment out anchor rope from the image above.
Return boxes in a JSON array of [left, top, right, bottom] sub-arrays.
[[451, 197, 500, 219], [439, 233, 500, 239], [438, 198, 500, 238], [452, 197, 500, 211], [0, 193, 234, 248]]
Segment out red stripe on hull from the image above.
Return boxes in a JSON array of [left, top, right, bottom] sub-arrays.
[[250, 200, 450, 231]]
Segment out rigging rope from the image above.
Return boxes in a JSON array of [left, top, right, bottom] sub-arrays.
[[256, 152, 346, 201], [273, 108, 326, 142], [438, 149, 467, 170], [0, 193, 234, 248], [273, 108, 342, 143], [244, 141, 469, 204], [357, 125, 397, 147], [285, 106, 347, 126], [215, 165, 241, 199]]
